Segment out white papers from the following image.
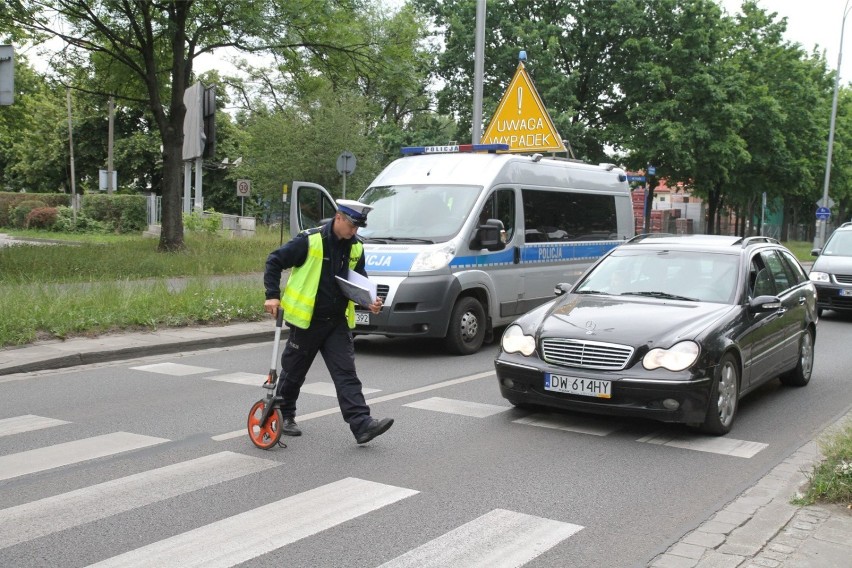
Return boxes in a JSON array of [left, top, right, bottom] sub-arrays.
[[335, 270, 377, 307]]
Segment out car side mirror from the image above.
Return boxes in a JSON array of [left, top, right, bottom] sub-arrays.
[[748, 295, 782, 313], [810, 248, 820, 257], [472, 218, 506, 251], [554, 283, 572, 296]]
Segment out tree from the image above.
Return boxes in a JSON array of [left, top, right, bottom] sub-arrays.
[[722, 1, 830, 239], [0, 56, 70, 193], [2, 1, 386, 250], [412, 0, 654, 161]]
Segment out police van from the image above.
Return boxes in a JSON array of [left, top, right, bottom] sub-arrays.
[[290, 143, 635, 354]]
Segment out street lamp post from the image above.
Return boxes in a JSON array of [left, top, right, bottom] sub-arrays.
[[816, 0, 851, 249]]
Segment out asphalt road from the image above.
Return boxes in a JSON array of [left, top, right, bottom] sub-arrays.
[[1, 314, 850, 567]]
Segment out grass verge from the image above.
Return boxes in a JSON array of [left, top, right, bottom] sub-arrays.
[[0, 278, 265, 346], [0, 228, 287, 284], [794, 419, 852, 507]]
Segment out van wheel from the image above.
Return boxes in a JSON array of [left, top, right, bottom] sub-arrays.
[[445, 297, 486, 355]]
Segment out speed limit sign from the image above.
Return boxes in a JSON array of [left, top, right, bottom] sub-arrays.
[[236, 179, 251, 197]]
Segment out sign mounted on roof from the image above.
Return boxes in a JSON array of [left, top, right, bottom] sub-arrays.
[[481, 62, 566, 154]]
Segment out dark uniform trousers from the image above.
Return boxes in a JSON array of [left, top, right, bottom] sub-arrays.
[[277, 316, 371, 434]]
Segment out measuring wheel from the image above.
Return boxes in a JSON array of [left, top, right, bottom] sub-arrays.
[[247, 399, 284, 450]]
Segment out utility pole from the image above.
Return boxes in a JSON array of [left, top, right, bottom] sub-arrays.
[[816, 0, 851, 249], [471, 0, 486, 143], [107, 96, 114, 194], [66, 88, 77, 221]]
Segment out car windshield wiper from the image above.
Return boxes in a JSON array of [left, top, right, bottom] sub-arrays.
[[575, 289, 605, 295], [376, 237, 435, 244], [622, 291, 699, 301]]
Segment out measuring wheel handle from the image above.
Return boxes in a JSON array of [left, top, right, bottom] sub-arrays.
[[247, 309, 287, 449]]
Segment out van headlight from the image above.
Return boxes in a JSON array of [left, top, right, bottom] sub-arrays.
[[809, 271, 830, 283], [411, 244, 455, 272], [501, 325, 536, 356], [643, 341, 699, 372]]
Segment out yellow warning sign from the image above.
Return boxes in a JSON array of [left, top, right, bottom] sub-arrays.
[[481, 62, 565, 153]]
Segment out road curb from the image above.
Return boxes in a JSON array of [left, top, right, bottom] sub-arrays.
[[0, 329, 276, 376]]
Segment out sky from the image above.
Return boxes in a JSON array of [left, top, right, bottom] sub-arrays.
[[721, 0, 852, 81]]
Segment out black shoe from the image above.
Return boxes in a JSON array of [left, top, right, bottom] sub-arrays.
[[355, 418, 394, 445], [281, 417, 302, 437]]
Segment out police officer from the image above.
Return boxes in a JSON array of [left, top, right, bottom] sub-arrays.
[[263, 199, 393, 445]]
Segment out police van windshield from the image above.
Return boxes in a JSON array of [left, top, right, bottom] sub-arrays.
[[358, 185, 481, 243]]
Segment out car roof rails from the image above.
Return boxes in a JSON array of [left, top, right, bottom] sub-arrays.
[[737, 236, 779, 247], [624, 233, 677, 243], [839, 221, 852, 228]]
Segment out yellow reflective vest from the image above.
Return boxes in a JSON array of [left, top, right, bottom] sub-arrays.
[[281, 231, 364, 329]]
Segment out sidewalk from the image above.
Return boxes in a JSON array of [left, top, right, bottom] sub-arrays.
[[0, 322, 849, 566]]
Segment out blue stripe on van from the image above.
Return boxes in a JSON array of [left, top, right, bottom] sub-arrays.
[[450, 248, 516, 268], [520, 241, 619, 263], [364, 252, 418, 272], [363, 241, 621, 272]]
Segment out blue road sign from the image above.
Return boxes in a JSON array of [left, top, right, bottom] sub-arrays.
[[647, 165, 656, 176], [816, 206, 831, 221], [626, 175, 646, 183]]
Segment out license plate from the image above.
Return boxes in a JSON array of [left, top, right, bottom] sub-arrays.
[[355, 312, 370, 325], [545, 373, 611, 399], [840, 289, 852, 297]]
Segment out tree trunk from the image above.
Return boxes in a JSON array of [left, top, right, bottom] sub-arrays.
[[706, 183, 722, 235], [158, 131, 185, 251]]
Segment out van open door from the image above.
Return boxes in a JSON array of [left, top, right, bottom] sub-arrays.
[[290, 181, 337, 235]]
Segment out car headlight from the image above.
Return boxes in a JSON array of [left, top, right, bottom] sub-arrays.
[[411, 244, 455, 272], [642, 341, 700, 372], [501, 325, 536, 356], [809, 271, 830, 283]]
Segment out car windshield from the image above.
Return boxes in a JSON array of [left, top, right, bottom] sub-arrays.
[[357, 184, 481, 243], [575, 249, 740, 304], [821, 230, 852, 256]]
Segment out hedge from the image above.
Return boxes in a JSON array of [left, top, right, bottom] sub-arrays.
[[0, 193, 69, 227], [0, 192, 147, 233]]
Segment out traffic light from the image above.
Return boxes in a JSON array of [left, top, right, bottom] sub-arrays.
[[0, 45, 13, 106], [202, 85, 216, 159]]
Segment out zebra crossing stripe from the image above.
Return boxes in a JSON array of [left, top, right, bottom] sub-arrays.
[[0, 432, 169, 482], [0, 451, 279, 550], [213, 370, 496, 441], [403, 397, 509, 418], [376, 508, 583, 568], [637, 431, 768, 458], [86, 477, 419, 568], [0, 414, 70, 438]]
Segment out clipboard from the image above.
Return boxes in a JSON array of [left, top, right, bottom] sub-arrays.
[[335, 269, 377, 307]]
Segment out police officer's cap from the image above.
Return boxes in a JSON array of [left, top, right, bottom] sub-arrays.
[[336, 199, 373, 228]]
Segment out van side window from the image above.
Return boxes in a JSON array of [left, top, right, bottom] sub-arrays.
[[478, 189, 515, 242], [522, 189, 618, 243]]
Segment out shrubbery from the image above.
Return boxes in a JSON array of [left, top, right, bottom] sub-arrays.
[[11, 200, 48, 228], [81, 194, 147, 233], [184, 209, 223, 234], [51, 206, 112, 234], [0, 193, 68, 226], [0, 192, 146, 234], [25, 207, 59, 230]]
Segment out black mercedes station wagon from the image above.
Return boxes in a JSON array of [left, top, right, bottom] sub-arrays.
[[495, 235, 817, 435]]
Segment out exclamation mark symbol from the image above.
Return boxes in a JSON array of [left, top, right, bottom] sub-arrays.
[[518, 88, 523, 114]]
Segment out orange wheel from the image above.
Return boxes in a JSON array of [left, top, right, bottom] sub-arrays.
[[247, 399, 283, 449]]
